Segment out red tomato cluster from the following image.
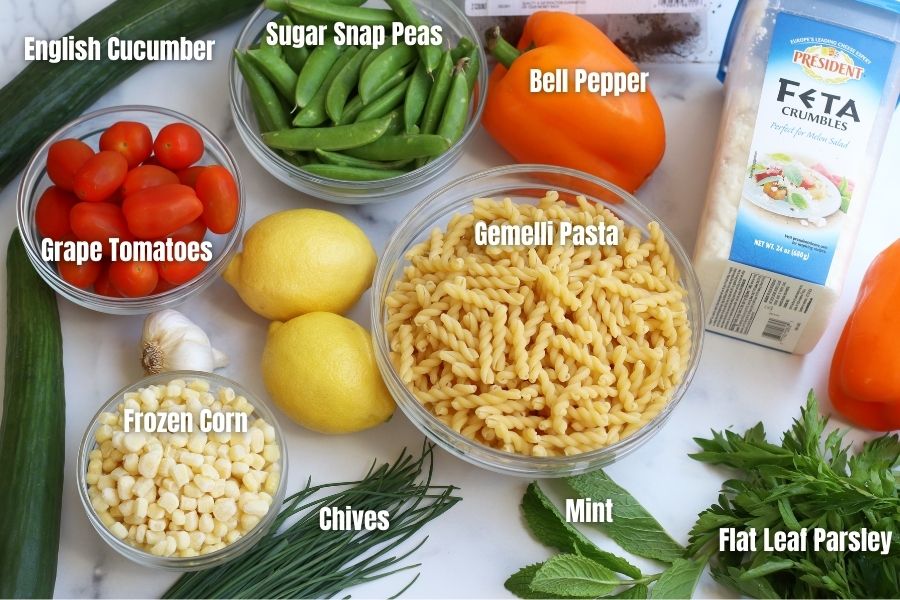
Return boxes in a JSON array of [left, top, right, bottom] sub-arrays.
[[36, 121, 239, 297]]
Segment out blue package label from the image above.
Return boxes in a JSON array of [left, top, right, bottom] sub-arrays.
[[728, 11, 896, 285]]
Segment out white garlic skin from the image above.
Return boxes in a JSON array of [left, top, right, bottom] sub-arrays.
[[141, 309, 229, 374]]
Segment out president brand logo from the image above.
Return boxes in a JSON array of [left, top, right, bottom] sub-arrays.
[[792, 45, 864, 84]]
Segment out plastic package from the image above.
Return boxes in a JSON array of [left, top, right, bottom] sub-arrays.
[[454, 0, 724, 63], [693, 0, 900, 354]]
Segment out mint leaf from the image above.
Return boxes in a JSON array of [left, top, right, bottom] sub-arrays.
[[522, 483, 642, 579], [505, 563, 561, 599], [606, 584, 649, 599], [530, 554, 624, 598], [649, 558, 706, 599], [566, 471, 684, 563]]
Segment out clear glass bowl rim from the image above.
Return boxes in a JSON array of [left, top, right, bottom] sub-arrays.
[[76, 370, 288, 571], [228, 0, 489, 198], [16, 104, 245, 315], [371, 164, 705, 477]]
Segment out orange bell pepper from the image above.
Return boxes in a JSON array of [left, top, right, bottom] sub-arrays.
[[481, 12, 666, 194], [829, 239, 900, 431]]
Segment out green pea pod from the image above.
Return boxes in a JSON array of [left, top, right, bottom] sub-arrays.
[[235, 50, 291, 133], [343, 133, 450, 161], [282, 45, 310, 73], [268, 0, 365, 9], [436, 59, 470, 145], [287, 0, 397, 26], [247, 48, 297, 101], [263, 113, 393, 150], [302, 163, 407, 181], [403, 61, 432, 134], [326, 47, 372, 124], [356, 77, 411, 122], [337, 95, 364, 125], [294, 47, 359, 127], [294, 38, 343, 109], [464, 46, 480, 95], [383, 108, 405, 135], [359, 44, 417, 104], [450, 37, 475, 62], [280, 150, 312, 167], [256, 17, 285, 57], [368, 61, 416, 102], [385, 0, 441, 73], [360, 45, 387, 73], [419, 51, 453, 135], [314, 148, 413, 170]]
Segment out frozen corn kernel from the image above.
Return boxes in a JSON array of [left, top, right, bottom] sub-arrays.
[[171, 509, 186, 527], [199, 513, 214, 534], [239, 514, 260, 532], [148, 518, 167, 532], [86, 378, 278, 555], [158, 491, 179, 514], [110, 522, 128, 540], [179, 548, 198, 558], [197, 494, 214, 514]]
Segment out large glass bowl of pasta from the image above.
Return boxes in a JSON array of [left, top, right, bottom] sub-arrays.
[[372, 165, 704, 477]]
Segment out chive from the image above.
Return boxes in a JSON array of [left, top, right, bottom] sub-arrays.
[[163, 445, 459, 599]]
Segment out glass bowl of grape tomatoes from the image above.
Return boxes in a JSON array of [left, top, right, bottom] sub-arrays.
[[16, 105, 244, 315]]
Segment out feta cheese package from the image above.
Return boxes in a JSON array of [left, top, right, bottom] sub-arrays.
[[694, 0, 900, 354]]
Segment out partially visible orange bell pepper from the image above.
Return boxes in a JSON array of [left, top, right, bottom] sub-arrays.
[[829, 239, 900, 431], [481, 12, 666, 194]]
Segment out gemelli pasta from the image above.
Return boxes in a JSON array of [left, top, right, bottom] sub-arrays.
[[385, 192, 692, 457]]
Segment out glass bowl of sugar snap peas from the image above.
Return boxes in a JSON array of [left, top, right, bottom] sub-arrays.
[[230, 0, 488, 204]]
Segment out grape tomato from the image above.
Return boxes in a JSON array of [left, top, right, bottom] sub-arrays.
[[73, 151, 128, 202], [153, 122, 204, 170], [99, 121, 153, 168], [46, 139, 94, 191]]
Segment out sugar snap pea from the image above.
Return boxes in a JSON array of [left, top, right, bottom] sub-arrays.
[[302, 163, 408, 181], [337, 95, 364, 125], [359, 44, 417, 104], [356, 77, 410, 122], [294, 38, 343, 109], [247, 49, 297, 101], [343, 133, 450, 161], [403, 60, 432, 133], [360, 45, 387, 73], [262, 113, 393, 150], [282, 44, 310, 73], [325, 47, 371, 124], [368, 61, 416, 101], [235, 50, 291, 133], [463, 46, 480, 94], [450, 37, 475, 62], [294, 47, 359, 127], [256, 18, 284, 58], [314, 149, 413, 170], [287, 0, 397, 26], [385, 0, 441, 73], [436, 58, 470, 146], [419, 51, 453, 135]]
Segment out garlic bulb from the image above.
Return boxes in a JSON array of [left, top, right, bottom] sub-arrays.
[[141, 309, 229, 374]]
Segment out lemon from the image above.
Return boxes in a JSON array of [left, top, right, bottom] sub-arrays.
[[223, 209, 376, 321], [262, 312, 395, 434]]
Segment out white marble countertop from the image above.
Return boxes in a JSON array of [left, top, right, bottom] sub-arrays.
[[0, 1, 898, 598]]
